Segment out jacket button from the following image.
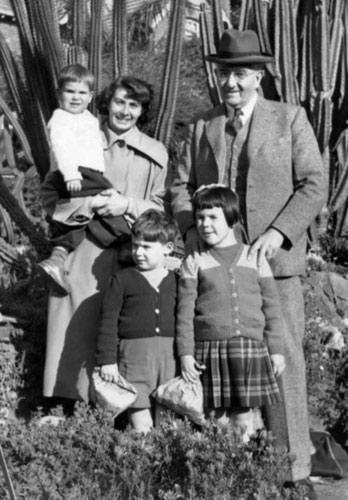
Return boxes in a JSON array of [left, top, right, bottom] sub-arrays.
[[155, 327, 160, 334]]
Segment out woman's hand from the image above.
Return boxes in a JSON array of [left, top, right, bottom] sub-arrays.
[[100, 363, 119, 383], [270, 354, 285, 377], [90, 189, 129, 217], [180, 355, 205, 383]]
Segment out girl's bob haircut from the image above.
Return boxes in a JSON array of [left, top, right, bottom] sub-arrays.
[[132, 209, 178, 245], [192, 185, 240, 228]]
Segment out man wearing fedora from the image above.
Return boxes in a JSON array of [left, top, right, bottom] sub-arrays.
[[171, 29, 326, 498]]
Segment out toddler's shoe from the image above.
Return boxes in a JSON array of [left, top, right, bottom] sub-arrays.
[[38, 246, 71, 293]]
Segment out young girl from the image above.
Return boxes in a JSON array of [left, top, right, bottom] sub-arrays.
[[176, 185, 285, 440]]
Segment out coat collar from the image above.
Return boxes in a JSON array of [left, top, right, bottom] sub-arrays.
[[101, 121, 167, 169]]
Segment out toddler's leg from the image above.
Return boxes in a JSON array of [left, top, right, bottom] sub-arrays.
[[128, 408, 153, 434], [38, 246, 70, 293], [205, 408, 231, 429], [231, 407, 254, 443]]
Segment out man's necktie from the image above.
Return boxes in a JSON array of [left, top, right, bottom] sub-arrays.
[[228, 108, 243, 136]]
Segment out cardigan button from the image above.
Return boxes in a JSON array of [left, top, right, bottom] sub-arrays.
[[235, 330, 241, 335], [155, 308, 160, 314], [155, 327, 160, 334], [234, 318, 239, 324], [232, 292, 237, 298]]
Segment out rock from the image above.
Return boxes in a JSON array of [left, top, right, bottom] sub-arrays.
[[322, 326, 345, 352], [38, 415, 66, 427], [327, 272, 348, 315]]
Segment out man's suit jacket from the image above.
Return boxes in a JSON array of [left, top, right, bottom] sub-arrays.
[[170, 96, 327, 277]]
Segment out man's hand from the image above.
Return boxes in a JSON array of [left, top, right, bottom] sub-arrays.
[[185, 227, 205, 256], [100, 363, 119, 383], [180, 355, 205, 383], [66, 179, 82, 192], [270, 354, 285, 377], [90, 189, 128, 217], [248, 228, 284, 267]]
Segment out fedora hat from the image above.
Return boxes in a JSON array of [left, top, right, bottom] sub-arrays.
[[206, 29, 273, 65]]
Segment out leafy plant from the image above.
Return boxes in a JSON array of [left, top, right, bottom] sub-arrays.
[[1, 407, 300, 500]]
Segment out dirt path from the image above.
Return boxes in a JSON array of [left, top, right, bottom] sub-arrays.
[[315, 477, 348, 499]]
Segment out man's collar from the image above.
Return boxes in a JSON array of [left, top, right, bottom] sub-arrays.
[[225, 93, 259, 124]]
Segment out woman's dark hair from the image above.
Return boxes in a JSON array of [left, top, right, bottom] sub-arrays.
[[96, 76, 154, 126], [192, 186, 240, 228], [132, 209, 178, 245]]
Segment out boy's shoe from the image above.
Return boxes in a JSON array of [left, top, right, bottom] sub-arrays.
[[38, 247, 71, 293], [283, 478, 317, 500]]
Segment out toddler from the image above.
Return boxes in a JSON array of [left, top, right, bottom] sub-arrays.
[[176, 185, 285, 441], [96, 209, 178, 433], [39, 64, 130, 291]]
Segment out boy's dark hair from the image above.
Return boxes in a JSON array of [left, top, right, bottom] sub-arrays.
[[192, 185, 240, 228], [57, 64, 94, 92], [96, 76, 154, 126], [132, 209, 178, 245]]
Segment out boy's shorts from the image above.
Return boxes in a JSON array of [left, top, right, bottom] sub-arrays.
[[118, 337, 177, 408]]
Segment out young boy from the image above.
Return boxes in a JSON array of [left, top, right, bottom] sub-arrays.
[[39, 64, 130, 291], [96, 209, 179, 433]]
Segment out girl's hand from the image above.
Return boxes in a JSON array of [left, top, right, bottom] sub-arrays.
[[100, 363, 119, 383], [270, 354, 285, 377], [91, 189, 128, 217], [180, 355, 205, 383]]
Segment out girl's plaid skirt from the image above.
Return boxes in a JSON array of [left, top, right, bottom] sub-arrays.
[[195, 337, 281, 409]]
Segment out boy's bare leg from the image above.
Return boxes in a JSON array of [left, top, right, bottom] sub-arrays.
[[128, 408, 153, 433]]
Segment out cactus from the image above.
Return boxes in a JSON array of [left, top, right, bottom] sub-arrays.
[[0, 175, 50, 257], [273, 0, 299, 105], [199, 4, 221, 107], [0, 95, 33, 165], [72, 0, 87, 48], [112, 0, 128, 78], [0, 32, 24, 115], [154, 0, 186, 148], [89, 0, 104, 115], [0, 236, 21, 268], [238, 0, 253, 30], [211, 0, 224, 50]]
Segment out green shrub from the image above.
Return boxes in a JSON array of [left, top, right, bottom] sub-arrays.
[[0, 406, 302, 500]]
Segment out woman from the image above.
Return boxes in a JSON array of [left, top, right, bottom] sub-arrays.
[[42, 76, 169, 403]]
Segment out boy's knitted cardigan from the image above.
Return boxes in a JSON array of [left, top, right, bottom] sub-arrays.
[[176, 243, 284, 357]]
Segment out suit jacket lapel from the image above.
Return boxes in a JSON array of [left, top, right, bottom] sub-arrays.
[[247, 96, 275, 165], [205, 104, 227, 183]]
